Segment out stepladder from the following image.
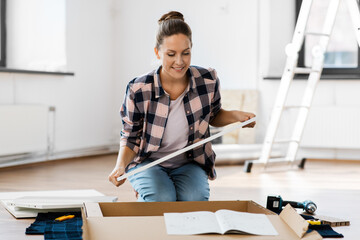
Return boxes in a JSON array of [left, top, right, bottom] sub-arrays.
[[244, 0, 360, 172]]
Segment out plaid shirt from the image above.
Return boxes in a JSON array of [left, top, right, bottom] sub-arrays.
[[120, 65, 221, 180]]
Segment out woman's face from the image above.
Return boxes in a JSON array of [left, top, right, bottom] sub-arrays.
[[155, 34, 192, 81]]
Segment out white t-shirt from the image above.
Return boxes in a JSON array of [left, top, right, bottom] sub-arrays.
[[151, 90, 190, 168]]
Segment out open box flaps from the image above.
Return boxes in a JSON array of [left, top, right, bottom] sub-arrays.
[[82, 200, 322, 240], [280, 204, 310, 238]]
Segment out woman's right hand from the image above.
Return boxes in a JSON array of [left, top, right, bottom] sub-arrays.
[[109, 146, 136, 187], [108, 166, 126, 187]]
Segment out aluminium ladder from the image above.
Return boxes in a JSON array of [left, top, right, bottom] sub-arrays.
[[244, 0, 360, 172]]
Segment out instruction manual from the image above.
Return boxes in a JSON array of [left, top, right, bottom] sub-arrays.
[[164, 210, 278, 235]]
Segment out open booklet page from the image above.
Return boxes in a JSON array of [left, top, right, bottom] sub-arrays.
[[215, 210, 278, 235], [164, 211, 222, 235], [164, 210, 278, 236]]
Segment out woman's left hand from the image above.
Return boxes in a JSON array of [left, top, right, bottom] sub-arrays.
[[236, 111, 256, 128]]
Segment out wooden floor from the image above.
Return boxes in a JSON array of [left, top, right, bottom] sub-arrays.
[[0, 154, 359, 239]]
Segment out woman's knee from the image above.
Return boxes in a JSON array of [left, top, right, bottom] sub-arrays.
[[177, 186, 209, 201], [141, 191, 177, 202], [128, 162, 177, 202], [172, 163, 210, 201]]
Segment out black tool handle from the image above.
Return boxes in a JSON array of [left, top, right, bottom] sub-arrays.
[[282, 201, 304, 209]]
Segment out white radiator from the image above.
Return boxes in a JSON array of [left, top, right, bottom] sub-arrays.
[[0, 105, 50, 156], [301, 106, 360, 149]]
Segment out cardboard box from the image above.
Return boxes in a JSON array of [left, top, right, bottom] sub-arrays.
[[82, 200, 322, 240]]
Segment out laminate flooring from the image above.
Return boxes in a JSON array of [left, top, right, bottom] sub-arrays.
[[0, 154, 359, 239]]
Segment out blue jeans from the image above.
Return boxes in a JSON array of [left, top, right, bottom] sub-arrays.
[[127, 160, 210, 202]]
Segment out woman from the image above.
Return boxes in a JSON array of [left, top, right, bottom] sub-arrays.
[[109, 11, 256, 202]]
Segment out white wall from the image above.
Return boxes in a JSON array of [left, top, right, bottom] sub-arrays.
[[114, 0, 259, 97], [63, 0, 118, 151]]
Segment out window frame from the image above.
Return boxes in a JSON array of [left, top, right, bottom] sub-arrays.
[[296, 0, 360, 76], [0, 0, 6, 67]]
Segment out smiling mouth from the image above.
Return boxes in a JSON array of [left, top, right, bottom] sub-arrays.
[[173, 67, 185, 71]]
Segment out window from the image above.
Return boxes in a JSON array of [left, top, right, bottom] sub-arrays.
[[296, 0, 360, 75], [0, 0, 73, 75], [0, 0, 6, 67], [8, 0, 67, 72]]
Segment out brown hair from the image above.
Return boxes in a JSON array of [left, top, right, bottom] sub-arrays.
[[155, 11, 192, 49]]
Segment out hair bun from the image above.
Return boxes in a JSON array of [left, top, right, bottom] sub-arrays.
[[158, 11, 184, 24]]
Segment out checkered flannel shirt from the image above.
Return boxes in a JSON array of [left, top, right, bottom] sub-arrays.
[[120, 65, 221, 180]]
